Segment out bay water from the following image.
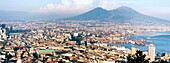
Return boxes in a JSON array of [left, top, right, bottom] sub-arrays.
[[118, 32, 170, 53]]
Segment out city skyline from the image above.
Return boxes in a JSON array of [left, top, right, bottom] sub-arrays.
[[0, 0, 170, 62]]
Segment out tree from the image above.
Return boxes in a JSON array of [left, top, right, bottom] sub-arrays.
[[127, 50, 149, 63]]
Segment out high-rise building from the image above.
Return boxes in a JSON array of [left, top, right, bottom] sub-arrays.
[[148, 44, 155, 62], [9, 26, 13, 32], [1, 24, 6, 28]]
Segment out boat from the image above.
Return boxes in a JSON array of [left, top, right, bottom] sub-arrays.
[[147, 37, 150, 40], [136, 42, 145, 46], [129, 40, 135, 45]]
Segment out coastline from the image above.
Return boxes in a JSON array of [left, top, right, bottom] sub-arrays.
[[118, 31, 170, 53]]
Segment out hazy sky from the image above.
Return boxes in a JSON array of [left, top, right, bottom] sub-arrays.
[[0, 0, 170, 20]]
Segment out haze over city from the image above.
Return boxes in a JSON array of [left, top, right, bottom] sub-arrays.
[[0, 0, 170, 63]]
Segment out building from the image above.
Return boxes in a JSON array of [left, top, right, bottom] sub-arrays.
[[148, 44, 155, 62], [131, 47, 138, 55]]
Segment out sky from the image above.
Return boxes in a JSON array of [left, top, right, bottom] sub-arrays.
[[0, 0, 170, 20]]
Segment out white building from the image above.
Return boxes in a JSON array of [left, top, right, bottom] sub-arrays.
[[148, 44, 155, 62], [131, 47, 138, 55], [74, 33, 79, 36], [0, 28, 7, 40]]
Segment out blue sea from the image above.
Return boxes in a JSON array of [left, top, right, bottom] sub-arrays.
[[118, 32, 170, 53]]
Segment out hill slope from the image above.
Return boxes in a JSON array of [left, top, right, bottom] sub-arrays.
[[66, 6, 169, 23]]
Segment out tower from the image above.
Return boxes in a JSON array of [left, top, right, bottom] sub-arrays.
[[148, 44, 155, 62]]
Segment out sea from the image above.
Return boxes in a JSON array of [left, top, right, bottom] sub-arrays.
[[118, 32, 170, 53]]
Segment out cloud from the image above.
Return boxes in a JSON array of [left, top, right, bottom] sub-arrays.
[[138, 7, 170, 20], [33, 0, 126, 16], [34, 0, 97, 16]]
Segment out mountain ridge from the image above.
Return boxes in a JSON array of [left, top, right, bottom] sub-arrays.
[[0, 6, 169, 23], [66, 6, 170, 23], [65, 7, 111, 20]]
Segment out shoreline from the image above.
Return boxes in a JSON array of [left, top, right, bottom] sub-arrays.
[[119, 32, 170, 53]]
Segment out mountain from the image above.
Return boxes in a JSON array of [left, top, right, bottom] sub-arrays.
[[108, 6, 143, 21], [0, 11, 61, 21], [0, 11, 33, 20], [66, 7, 111, 20], [66, 6, 169, 23], [0, 6, 169, 23]]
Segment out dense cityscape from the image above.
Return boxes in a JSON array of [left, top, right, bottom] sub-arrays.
[[0, 21, 169, 63], [1, 0, 170, 63]]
